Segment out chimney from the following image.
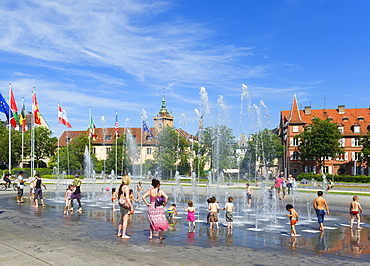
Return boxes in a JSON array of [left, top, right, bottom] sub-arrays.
[[304, 106, 311, 115], [338, 105, 345, 114]]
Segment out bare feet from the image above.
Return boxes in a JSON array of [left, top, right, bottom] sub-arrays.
[[358, 227, 363, 229], [117, 234, 122, 237], [159, 237, 166, 240], [148, 236, 152, 240], [122, 235, 131, 239]]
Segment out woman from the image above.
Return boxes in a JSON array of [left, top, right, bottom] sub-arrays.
[[34, 174, 47, 207], [117, 175, 134, 239], [142, 179, 169, 240]]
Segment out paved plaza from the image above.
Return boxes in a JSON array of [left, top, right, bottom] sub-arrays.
[[1, 182, 370, 265]]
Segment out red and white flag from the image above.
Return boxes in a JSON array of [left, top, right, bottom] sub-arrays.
[[58, 105, 72, 128]]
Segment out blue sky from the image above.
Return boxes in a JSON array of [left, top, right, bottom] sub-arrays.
[[0, 0, 369, 138]]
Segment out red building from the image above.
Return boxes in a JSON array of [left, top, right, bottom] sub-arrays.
[[280, 95, 370, 177]]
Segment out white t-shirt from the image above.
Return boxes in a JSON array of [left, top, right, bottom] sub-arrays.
[[17, 175, 24, 189]]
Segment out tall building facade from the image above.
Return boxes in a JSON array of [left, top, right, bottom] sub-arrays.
[[280, 95, 370, 177]]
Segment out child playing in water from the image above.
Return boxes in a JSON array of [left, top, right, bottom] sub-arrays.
[[111, 187, 118, 210], [64, 185, 75, 215], [184, 201, 196, 227], [167, 203, 178, 220], [208, 197, 220, 229], [350, 196, 363, 229], [223, 196, 234, 228], [286, 204, 299, 236], [129, 189, 138, 203]]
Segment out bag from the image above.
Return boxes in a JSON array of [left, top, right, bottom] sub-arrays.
[[119, 194, 130, 209], [155, 188, 165, 207]]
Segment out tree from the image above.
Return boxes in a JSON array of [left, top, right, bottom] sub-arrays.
[[359, 132, 370, 167], [245, 128, 284, 176], [154, 127, 190, 178], [295, 117, 344, 173], [202, 125, 237, 171], [34, 127, 57, 168], [105, 135, 128, 175]]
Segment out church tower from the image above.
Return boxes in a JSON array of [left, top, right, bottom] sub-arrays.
[[153, 92, 173, 132]]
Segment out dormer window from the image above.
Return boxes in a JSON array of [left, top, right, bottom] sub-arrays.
[[358, 116, 364, 121], [352, 123, 360, 134], [328, 116, 333, 120], [342, 116, 349, 122]]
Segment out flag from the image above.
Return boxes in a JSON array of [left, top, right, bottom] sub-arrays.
[[142, 120, 154, 138], [32, 91, 41, 125], [88, 109, 95, 139], [20, 98, 27, 132], [58, 105, 72, 128], [115, 112, 119, 139], [0, 93, 16, 127], [9, 86, 19, 125]]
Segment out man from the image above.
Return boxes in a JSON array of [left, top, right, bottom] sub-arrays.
[[3, 171, 12, 188], [274, 175, 283, 199], [70, 173, 82, 212], [313, 191, 330, 231], [246, 183, 253, 207], [287, 174, 295, 195], [16, 171, 25, 203]]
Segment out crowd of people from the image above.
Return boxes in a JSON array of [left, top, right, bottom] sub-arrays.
[[2, 171, 365, 242]]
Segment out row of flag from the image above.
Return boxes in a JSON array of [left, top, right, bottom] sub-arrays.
[[0, 84, 72, 131], [1, 84, 155, 137]]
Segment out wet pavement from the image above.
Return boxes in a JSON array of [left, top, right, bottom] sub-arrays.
[[1, 182, 370, 265]]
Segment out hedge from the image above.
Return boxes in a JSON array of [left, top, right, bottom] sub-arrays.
[[296, 173, 370, 183]]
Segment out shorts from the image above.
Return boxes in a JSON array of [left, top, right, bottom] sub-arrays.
[[226, 211, 233, 222], [246, 193, 251, 200], [316, 210, 325, 224], [120, 206, 130, 216], [17, 187, 24, 197], [71, 193, 81, 200], [209, 212, 218, 222], [290, 219, 298, 226], [30, 188, 35, 194], [34, 188, 43, 199], [351, 211, 359, 215]]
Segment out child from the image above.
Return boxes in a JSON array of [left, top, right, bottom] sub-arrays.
[[246, 183, 253, 207], [129, 189, 138, 203], [208, 197, 220, 229], [64, 185, 74, 215], [268, 186, 274, 200], [223, 196, 234, 229], [350, 196, 363, 229], [286, 204, 299, 236], [184, 201, 196, 227], [29, 177, 36, 205], [111, 188, 118, 210], [167, 204, 178, 220]]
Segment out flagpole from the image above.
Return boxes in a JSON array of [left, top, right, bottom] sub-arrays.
[[21, 97, 25, 170], [115, 111, 118, 178], [57, 102, 60, 174], [8, 83, 12, 174], [140, 117, 143, 179], [88, 107, 92, 179]]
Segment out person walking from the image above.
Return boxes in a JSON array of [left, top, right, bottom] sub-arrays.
[[117, 175, 134, 239], [313, 191, 330, 231], [16, 171, 26, 203], [70, 173, 82, 212], [34, 174, 46, 207], [287, 174, 295, 194], [142, 179, 169, 240]]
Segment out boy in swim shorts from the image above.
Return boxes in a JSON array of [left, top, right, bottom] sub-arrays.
[[286, 204, 299, 236], [350, 196, 363, 229]]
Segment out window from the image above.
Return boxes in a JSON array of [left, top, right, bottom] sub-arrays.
[[342, 116, 349, 121], [105, 135, 111, 141], [146, 136, 152, 141], [337, 152, 348, 161], [352, 138, 361, 147], [147, 148, 152, 155], [66, 137, 71, 144], [106, 147, 111, 153], [353, 125, 360, 133], [338, 126, 344, 133], [132, 135, 136, 139], [339, 138, 345, 147], [305, 166, 316, 173], [292, 126, 299, 133], [92, 148, 96, 154], [293, 168, 298, 174], [291, 138, 300, 146], [291, 151, 300, 160], [323, 166, 330, 173], [358, 116, 364, 121], [352, 152, 360, 161]]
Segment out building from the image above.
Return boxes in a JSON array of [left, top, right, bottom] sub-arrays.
[[280, 95, 370, 177], [58, 96, 197, 167]]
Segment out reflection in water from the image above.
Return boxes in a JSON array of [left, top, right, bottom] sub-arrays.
[[350, 229, 363, 256], [316, 231, 328, 252]]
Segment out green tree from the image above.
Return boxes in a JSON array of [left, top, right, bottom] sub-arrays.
[[105, 135, 128, 175], [154, 127, 190, 178], [295, 117, 344, 173], [202, 125, 236, 171], [245, 128, 284, 175], [34, 127, 57, 168], [359, 132, 370, 167]]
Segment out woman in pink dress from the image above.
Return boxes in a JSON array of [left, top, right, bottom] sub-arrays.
[[142, 179, 169, 240]]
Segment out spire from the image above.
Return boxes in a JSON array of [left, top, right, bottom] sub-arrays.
[[159, 88, 168, 114], [287, 94, 305, 124]]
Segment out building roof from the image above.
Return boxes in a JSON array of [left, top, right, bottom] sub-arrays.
[[281, 105, 370, 135], [286, 94, 305, 125]]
